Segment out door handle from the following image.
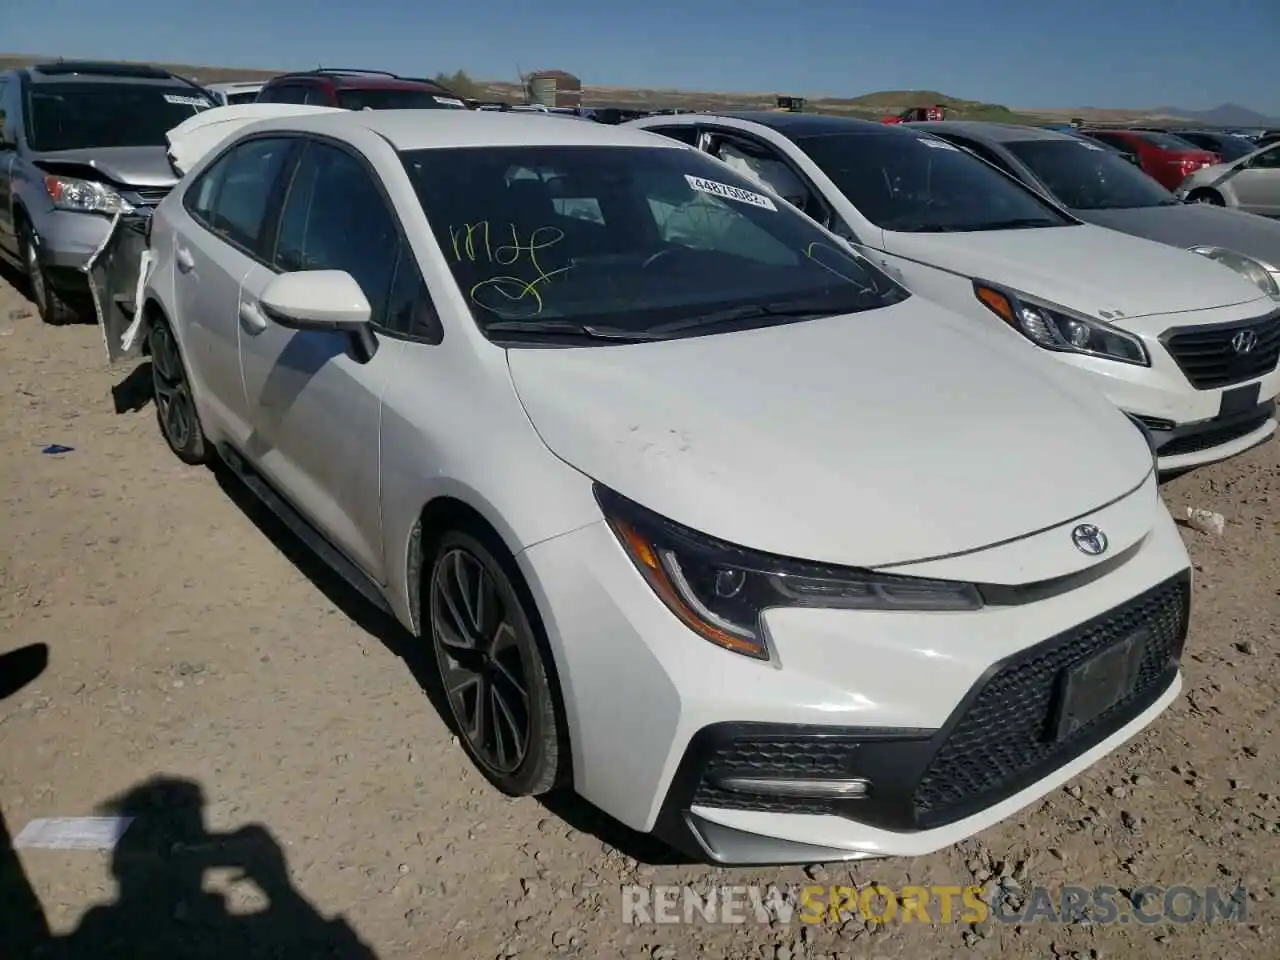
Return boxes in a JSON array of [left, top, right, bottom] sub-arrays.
[[175, 247, 195, 273], [239, 300, 268, 332]]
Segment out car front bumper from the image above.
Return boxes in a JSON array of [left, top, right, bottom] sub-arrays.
[[518, 491, 1191, 864], [1049, 308, 1280, 472]]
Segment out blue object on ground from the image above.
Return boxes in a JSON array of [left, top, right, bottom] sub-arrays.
[[41, 444, 74, 455]]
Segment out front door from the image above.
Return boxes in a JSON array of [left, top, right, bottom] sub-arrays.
[[237, 139, 404, 583]]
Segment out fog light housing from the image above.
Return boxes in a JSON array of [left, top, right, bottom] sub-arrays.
[[713, 776, 871, 799]]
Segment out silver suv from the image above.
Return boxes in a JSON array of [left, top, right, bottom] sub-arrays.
[[0, 61, 213, 323]]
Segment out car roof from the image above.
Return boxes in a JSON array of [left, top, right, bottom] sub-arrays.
[[660, 111, 921, 140], [907, 121, 1081, 144], [207, 81, 265, 91], [267, 71, 450, 92], [241, 109, 686, 151], [22, 64, 194, 87]]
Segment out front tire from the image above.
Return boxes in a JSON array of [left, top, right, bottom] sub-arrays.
[[148, 317, 209, 465], [18, 222, 77, 325], [427, 529, 564, 796]]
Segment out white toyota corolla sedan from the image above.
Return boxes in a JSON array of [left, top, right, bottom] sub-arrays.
[[89, 108, 1192, 865], [628, 112, 1280, 475]]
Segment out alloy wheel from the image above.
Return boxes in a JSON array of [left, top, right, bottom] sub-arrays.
[[149, 323, 195, 451], [429, 547, 533, 775]]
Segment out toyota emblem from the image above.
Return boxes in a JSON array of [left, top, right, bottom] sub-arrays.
[[1071, 523, 1109, 556], [1231, 329, 1259, 355]]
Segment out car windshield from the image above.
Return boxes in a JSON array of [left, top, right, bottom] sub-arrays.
[[1189, 135, 1254, 161], [336, 88, 464, 110], [402, 144, 906, 342], [796, 131, 1075, 233], [26, 83, 212, 151], [1135, 132, 1202, 151], [225, 91, 260, 105], [1005, 139, 1178, 210]]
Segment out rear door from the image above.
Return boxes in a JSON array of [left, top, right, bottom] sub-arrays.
[[236, 138, 412, 582], [172, 136, 298, 445], [1227, 145, 1280, 216]]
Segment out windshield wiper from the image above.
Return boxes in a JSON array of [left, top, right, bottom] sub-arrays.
[[966, 217, 1065, 230], [646, 300, 856, 336], [484, 319, 664, 342]]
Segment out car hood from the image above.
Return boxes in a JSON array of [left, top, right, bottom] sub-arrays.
[[1073, 204, 1280, 271], [30, 146, 180, 188], [883, 222, 1268, 326], [507, 298, 1153, 569]]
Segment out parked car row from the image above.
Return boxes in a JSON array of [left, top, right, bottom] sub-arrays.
[[627, 111, 1280, 474], [3, 73, 1277, 868]]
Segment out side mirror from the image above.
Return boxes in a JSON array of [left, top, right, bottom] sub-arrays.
[[259, 270, 378, 362]]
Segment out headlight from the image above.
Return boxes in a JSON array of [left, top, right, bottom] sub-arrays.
[[594, 485, 983, 660], [43, 175, 132, 216], [973, 281, 1149, 366], [1188, 245, 1280, 299]]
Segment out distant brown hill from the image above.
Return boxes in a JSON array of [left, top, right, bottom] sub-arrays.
[[1, 54, 1237, 124]]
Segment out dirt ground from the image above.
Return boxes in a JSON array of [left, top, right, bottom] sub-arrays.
[[0, 268, 1276, 960]]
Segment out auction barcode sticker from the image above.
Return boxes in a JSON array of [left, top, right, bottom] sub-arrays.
[[164, 94, 211, 107], [685, 175, 778, 211]]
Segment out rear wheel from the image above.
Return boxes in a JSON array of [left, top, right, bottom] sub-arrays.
[[18, 222, 77, 325], [1187, 189, 1224, 206], [148, 317, 210, 465], [427, 529, 564, 796]]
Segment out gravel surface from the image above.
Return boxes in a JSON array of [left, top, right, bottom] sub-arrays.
[[0, 271, 1276, 960]]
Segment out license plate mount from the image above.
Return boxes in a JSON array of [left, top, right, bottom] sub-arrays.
[[1219, 382, 1260, 418], [1051, 630, 1148, 741]]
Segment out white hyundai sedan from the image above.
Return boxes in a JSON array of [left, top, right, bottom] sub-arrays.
[[628, 112, 1280, 474], [91, 109, 1191, 865]]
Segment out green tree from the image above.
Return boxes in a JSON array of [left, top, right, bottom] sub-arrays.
[[433, 69, 484, 99]]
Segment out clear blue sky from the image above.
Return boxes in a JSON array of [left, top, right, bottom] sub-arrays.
[[5, 0, 1278, 114]]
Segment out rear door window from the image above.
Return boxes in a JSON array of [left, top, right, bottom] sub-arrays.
[[207, 138, 296, 254]]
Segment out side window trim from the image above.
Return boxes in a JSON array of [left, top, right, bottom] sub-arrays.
[[267, 133, 443, 344]]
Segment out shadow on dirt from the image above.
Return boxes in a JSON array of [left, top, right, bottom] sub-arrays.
[[111, 360, 155, 414], [2, 645, 378, 958], [207, 462, 693, 866]]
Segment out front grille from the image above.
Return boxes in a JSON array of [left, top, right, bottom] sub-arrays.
[[1159, 410, 1273, 458], [912, 575, 1187, 825], [130, 186, 171, 207], [1162, 311, 1280, 389], [678, 574, 1189, 832]]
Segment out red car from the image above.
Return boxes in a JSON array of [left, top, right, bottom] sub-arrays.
[[1078, 129, 1220, 191], [255, 68, 468, 110], [882, 105, 946, 124]]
